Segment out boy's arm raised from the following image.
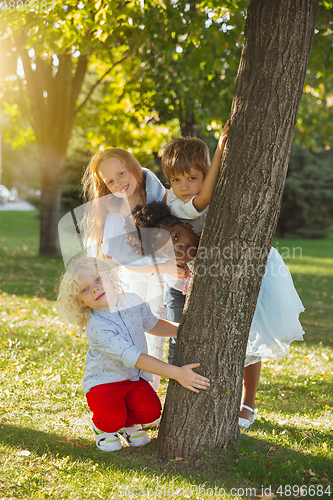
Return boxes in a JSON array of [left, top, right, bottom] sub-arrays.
[[135, 353, 210, 393], [192, 119, 230, 212]]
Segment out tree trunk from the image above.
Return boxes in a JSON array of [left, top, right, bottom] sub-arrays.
[[19, 49, 88, 256], [158, 0, 319, 459], [38, 146, 66, 257]]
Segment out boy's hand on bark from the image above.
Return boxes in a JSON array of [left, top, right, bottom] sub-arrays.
[[218, 119, 230, 150]]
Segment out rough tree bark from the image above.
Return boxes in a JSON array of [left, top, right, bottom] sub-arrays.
[[158, 0, 319, 458]]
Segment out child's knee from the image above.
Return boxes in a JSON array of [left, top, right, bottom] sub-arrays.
[[143, 397, 162, 423], [93, 413, 127, 433]]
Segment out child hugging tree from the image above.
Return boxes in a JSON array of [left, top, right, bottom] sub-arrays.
[[57, 256, 210, 452]]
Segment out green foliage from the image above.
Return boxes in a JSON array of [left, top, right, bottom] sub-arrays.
[[1, 0, 332, 158], [276, 145, 333, 239], [294, 2, 333, 150], [133, 1, 246, 137], [76, 67, 179, 157], [0, 0, 145, 137]]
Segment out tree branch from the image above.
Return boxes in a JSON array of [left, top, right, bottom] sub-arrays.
[[71, 54, 89, 110], [74, 53, 129, 116], [52, 53, 73, 150], [19, 48, 46, 143]]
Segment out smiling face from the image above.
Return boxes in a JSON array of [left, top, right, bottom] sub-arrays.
[[98, 157, 138, 200], [77, 272, 118, 311], [156, 222, 200, 265], [169, 167, 205, 203]]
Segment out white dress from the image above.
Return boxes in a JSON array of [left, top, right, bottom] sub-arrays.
[[245, 247, 305, 366]]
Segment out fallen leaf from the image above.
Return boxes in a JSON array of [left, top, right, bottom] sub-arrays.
[[267, 446, 276, 454], [321, 478, 330, 484], [257, 494, 277, 499], [263, 461, 275, 468], [171, 488, 189, 498], [59, 437, 74, 448], [175, 456, 184, 461]]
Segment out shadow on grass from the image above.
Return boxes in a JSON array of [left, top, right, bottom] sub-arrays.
[[0, 255, 64, 300], [1, 421, 332, 494], [258, 378, 333, 416]]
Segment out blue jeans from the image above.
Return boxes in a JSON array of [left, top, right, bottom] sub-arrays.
[[164, 285, 186, 364]]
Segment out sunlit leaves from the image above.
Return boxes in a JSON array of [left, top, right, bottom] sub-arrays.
[[294, 1, 333, 149]]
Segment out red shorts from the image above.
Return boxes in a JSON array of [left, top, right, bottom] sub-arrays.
[[86, 378, 162, 433]]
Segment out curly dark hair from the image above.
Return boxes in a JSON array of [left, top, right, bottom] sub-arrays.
[[124, 201, 181, 256]]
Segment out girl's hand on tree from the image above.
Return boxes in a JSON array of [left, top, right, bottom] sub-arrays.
[[176, 363, 210, 393]]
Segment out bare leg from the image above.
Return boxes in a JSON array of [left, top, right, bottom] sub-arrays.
[[239, 361, 261, 422]]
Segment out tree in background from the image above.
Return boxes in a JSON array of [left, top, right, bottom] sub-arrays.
[[158, 0, 319, 459], [277, 145, 333, 239], [0, 0, 164, 256], [0, 0, 332, 256], [294, 1, 333, 150], [0, 0, 244, 255]]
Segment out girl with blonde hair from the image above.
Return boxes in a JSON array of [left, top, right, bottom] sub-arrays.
[[57, 256, 210, 452]]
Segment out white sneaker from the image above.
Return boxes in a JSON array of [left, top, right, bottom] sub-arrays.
[[92, 422, 122, 451], [117, 424, 151, 447]]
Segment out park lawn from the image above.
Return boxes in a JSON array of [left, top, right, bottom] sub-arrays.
[[0, 211, 332, 500]]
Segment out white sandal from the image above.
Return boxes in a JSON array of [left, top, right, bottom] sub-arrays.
[[239, 404, 257, 429]]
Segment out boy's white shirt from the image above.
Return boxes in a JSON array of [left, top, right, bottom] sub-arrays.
[[166, 188, 208, 235]]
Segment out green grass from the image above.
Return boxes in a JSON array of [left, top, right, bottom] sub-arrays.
[[0, 211, 332, 500]]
